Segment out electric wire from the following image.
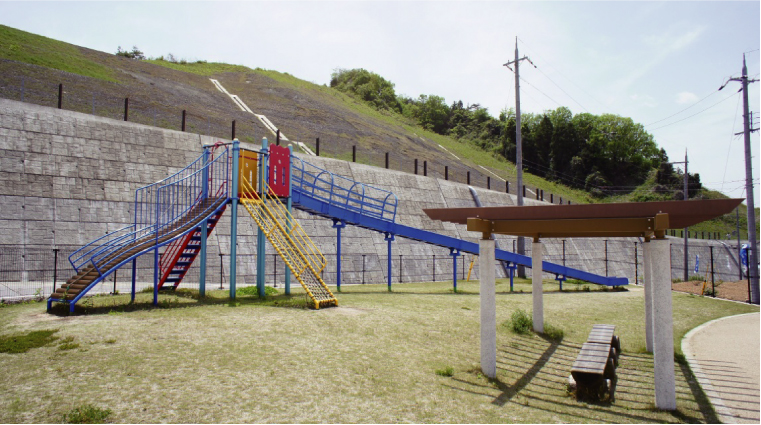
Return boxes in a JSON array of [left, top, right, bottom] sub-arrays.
[[519, 76, 563, 109], [646, 92, 740, 132], [721, 95, 744, 194], [517, 37, 613, 114], [644, 90, 720, 127]]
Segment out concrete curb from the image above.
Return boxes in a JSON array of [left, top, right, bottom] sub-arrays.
[[681, 312, 760, 424]]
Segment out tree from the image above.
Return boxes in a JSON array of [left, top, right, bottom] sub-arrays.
[[408, 95, 450, 134], [115, 46, 145, 60], [330, 68, 401, 113]]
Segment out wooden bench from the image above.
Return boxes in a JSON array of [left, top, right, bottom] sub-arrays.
[[588, 324, 621, 365], [570, 324, 620, 402]]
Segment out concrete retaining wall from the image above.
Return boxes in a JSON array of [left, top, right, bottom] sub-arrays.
[[0, 98, 748, 291]]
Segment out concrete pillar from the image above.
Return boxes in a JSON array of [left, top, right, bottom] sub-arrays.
[[532, 240, 544, 333], [643, 240, 654, 353], [651, 237, 676, 410], [479, 238, 496, 379]]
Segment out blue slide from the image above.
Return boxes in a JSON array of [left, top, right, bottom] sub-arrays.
[[290, 157, 628, 286]]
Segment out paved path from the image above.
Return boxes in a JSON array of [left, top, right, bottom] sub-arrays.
[[682, 312, 760, 424]]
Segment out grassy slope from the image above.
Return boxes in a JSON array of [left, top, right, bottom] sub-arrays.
[[0, 23, 753, 234], [0, 24, 117, 82]]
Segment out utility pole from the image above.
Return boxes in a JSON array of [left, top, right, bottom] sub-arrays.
[[722, 54, 759, 303], [668, 153, 689, 281], [503, 37, 535, 278], [683, 150, 689, 281]]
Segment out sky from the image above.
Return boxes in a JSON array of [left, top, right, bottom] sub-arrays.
[[1, 0, 759, 203]]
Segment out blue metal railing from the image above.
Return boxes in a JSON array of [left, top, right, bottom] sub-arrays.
[[67, 148, 230, 275], [291, 156, 398, 222]]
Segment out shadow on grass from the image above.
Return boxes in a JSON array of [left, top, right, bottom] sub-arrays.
[[46, 290, 311, 316], [443, 335, 717, 423]]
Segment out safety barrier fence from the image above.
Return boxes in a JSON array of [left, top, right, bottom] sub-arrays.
[[3, 239, 752, 302], [0, 64, 750, 240], [0, 64, 576, 213]]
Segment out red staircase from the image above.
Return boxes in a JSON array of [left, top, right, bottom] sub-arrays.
[[157, 205, 226, 290]]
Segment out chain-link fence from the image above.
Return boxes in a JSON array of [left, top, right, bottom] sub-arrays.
[[3, 239, 752, 301]]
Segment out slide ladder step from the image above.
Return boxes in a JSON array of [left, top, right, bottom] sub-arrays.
[[239, 182, 336, 309]]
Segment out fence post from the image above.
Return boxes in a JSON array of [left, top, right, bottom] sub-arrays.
[[399, 254, 403, 283], [487, 176, 491, 189], [57, 83, 63, 109], [53, 248, 59, 294], [433, 254, 436, 282], [124, 98, 129, 121], [506, 181, 510, 194], [181, 110, 186, 131], [710, 246, 715, 297], [113, 269, 117, 294], [445, 166, 448, 180], [273, 254, 278, 287], [232, 120, 236, 140], [219, 253, 224, 289], [604, 240, 609, 276], [467, 171, 470, 184], [362, 254, 366, 284], [562, 240, 566, 267], [352, 145, 356, 162], [385, 152, 389, 169], [423, 160, 427, 176], [414, 158, 418, 174], [462, 255, 466, 280], [316, 137, 319, 155], [634, 242, 639, 285]]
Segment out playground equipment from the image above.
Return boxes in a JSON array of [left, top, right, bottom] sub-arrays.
[[48, 139, 338, 312], [48, 137, 626, 313]]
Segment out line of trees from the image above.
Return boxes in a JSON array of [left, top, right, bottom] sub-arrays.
[[330, 68, 701, 198]]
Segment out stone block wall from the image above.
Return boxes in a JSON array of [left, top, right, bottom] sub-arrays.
[[0, 98, 747, 291]]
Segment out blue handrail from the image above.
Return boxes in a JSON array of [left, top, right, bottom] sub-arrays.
[[68, 148, 230, 276], [291, 156, 398, 223]]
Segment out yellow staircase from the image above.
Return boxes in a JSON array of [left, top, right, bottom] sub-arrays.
[[239, 176, 337, 309]]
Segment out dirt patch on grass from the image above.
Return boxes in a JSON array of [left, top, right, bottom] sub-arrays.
[[672, 280, 752, 303]]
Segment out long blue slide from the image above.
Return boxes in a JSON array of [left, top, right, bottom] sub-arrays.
[[290, 157, 628, 286]]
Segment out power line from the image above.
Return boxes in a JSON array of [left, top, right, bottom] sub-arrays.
[[530, 60, 590, 113], [646, 91, 740, 132], [721, 95, 744, 194], [519, 76, 563, 109], [644, 90, 720, 127], [517, 37, 613, 114]]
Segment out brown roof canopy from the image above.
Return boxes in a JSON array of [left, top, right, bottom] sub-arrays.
[[424, 199, 743, 240]]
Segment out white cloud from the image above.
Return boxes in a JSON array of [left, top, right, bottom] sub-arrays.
[[675, 92, 700, 105]]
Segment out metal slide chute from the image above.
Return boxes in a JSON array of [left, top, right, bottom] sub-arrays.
[[290, 156, 628, 287]]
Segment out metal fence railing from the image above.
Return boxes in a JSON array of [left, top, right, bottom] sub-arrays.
[[3, 239, 751, 302]]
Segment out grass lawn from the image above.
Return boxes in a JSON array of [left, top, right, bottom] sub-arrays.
[[0, 279, 757, 423]]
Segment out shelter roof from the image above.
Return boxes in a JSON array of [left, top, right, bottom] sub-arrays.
[[424, 199, 743, 240]]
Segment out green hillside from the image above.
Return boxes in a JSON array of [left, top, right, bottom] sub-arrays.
[[0, 24, 756, 238]]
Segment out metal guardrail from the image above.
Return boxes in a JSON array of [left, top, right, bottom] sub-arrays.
[[67, 148, 229, 276], [291, 156, 398, 223]]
